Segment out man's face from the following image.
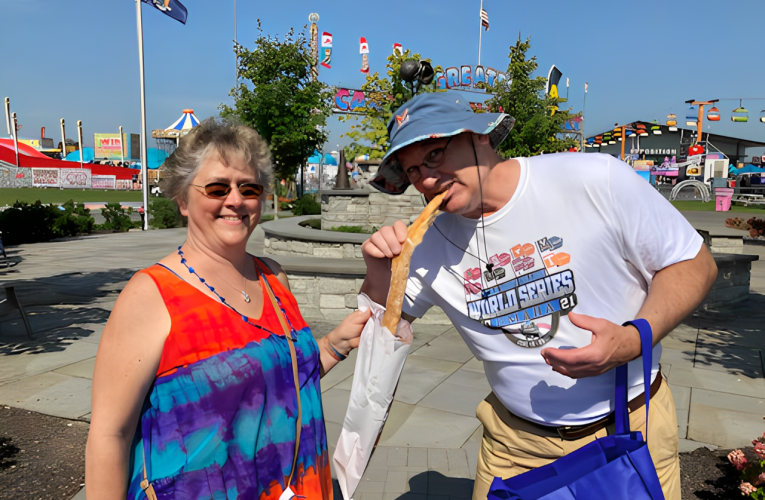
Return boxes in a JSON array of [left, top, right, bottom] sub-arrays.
[[396, 132, 490, 216]]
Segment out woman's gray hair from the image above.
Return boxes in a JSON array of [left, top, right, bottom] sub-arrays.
[[162, 117, 272, 203]]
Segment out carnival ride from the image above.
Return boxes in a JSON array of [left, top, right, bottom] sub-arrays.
[[152, 109, 200, 154]]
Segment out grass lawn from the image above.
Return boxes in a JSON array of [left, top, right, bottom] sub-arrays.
[[671, 200, 765, 214], [0, 188, 143, 205]]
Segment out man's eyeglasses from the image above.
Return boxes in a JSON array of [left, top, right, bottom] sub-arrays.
[[191, 182, 264, 200], [398, 135, 456, 183]]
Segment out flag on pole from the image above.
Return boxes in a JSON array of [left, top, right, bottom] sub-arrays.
[[360, 37, 370, 73], [585, 82, 589, 93], [141, 0, 188, 24], [321, 32, 333, 69], [480, 8, 490, 31], [393, 43, 403, 56]]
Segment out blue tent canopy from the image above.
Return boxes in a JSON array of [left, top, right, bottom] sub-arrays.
[[307, 151, 338, 165], [130, 148, 169, 170], [64, 147, 95, 163], [730, 164, 765, 175]]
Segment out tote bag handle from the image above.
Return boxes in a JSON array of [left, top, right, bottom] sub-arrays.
[[615, 319, 654, 438]]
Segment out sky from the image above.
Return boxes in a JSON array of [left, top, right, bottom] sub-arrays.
[[2, 0, 765, 156]]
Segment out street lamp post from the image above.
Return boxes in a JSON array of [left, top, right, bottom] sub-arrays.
[[119, 125, 125, 164], [11, 113, 19, 167], [60, 119, 66, 160], [77, 120, 84, 169]]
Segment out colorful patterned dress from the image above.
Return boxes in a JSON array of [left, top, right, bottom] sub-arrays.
[[126, 259, 332, 499]]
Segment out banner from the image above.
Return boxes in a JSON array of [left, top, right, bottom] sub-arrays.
[[0, 165, 32, 188], [92, 175, 116, 190], [60, 168, 92, 189], [116, 179, 133, 190], [360, 37, 369, 73], [393, 43, 402, 55], [321, 32, 332, 69], [94, 133, 124, 160], [32, 168, 60, 187]]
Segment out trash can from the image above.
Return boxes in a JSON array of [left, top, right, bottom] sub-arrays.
[[715, 187, 734, 211]]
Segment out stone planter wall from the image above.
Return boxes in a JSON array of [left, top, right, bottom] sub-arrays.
[[288, 272, 450, 324], [264, 237, 363, 259], [320, 187, 425, 231]]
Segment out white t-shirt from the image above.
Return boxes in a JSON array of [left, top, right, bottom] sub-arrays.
[[403, 152, 703, 426]]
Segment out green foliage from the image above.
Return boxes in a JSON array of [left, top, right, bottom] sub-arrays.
[[0, 199, 96, 245], [291, 195, 321, 216], [329, 225, 375, 234], [100, 202, 134, 232], [149, 197, 181, 229], [297, 218, 322, 230], [342, 49, 441, 161], [484, 35, 577, 157], [52, 199, 94, 237], [221, 21, 334, 181]]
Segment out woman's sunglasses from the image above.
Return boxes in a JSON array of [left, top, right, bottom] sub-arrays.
[[191, 182, 264, 200]]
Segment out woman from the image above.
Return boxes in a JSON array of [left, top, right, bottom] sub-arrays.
[[86, 118, 370, 499]]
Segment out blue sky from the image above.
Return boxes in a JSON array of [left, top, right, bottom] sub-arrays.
[[2, 0, 764, 155]]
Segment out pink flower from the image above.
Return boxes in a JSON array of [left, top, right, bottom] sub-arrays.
[[729, 450, 748, 471], [757, 472, 765, 486], [754, 442, 765, 460], [740, 482, 757, 495]]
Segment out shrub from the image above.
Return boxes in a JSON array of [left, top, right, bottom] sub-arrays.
[[149, 197, 181, 229], [52, 199, 95, 237], [0, 201, 61, 244], [100, 202, 134, 232], [330, 225, 374, 234], [292, 195, 321, 216], [298, 218, 321, 230]]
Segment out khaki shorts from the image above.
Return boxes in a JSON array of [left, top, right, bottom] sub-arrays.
[[473, 380, 680, 500]]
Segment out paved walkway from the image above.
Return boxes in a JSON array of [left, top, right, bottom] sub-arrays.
[[0, 213, 762, 500]]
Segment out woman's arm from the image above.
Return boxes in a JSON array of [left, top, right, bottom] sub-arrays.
[[85, 273, 170, 498]]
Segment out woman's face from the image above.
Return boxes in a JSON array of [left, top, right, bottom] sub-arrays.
[[179, 152, 262, 251]]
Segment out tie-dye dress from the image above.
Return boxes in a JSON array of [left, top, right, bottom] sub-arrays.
[[126, 259, 332, 499]]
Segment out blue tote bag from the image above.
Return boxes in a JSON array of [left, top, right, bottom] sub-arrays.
[[487, 319, 665, 500]]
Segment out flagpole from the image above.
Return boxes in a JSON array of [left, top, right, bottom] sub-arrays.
[[478, 0, 483, 66], [582, 83, 587, 152], [136, 0, 150, 230], [234, 0, 237, 87]]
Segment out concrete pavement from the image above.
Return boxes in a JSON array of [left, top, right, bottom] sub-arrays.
[[0, 213, 762, 499]]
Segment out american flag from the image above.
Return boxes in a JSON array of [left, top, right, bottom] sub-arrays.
[[480, 8, 489, 31]]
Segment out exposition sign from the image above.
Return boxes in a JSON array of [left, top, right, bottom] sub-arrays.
[[60, 168, 92, 189], [92, 175, 116, 190], [94, 133, 124, 160], [32, 168, 60, 187]]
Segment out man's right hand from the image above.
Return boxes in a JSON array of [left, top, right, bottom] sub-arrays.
[[360, 220, 409, 305]]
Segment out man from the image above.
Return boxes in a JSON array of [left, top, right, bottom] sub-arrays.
[[359, 91, 717, 500]]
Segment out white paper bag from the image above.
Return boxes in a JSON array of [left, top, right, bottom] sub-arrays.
[[333, 293, 413, 500]]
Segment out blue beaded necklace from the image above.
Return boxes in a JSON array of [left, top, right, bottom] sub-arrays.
[[177, 245, 291, 336]]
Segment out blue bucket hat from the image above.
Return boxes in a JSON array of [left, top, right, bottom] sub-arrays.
[[371, 91, 515, 195]]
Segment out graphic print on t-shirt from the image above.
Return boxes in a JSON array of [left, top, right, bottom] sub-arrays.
[[464, 235, 578, 348]]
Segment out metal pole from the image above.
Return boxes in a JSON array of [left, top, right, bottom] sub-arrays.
[[4, 97, 11, 138], [478, 0, 483, 66], [11, 113, 19, 167], [620, 125, 626, 161], [136, 0, 150, 230], [119, 125, 125, 163], [234, 0, 237, 87], [60, 119, 66, 160], [77, 120, 84, 169], [582, 84, 587, 153]]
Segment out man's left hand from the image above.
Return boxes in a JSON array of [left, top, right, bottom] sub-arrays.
[[540, 312, 644, 379]]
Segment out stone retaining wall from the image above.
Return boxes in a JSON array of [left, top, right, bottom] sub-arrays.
[[288, 272, 450, 324], [264, 237, 363, 259], [321, 187, 425, 231]]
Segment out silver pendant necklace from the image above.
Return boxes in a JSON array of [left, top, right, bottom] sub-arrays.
[[177, 246, 252, 303]]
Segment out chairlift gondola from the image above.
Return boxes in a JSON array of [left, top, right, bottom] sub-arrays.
[[707, 106, 720, 121], [666, 114, 678, 131], [686, 106, 698, 127], [732, 100, 748, 122], [636, 123, 649, 137], [651, 121, 661, 135], [760, 110, 765, 123]]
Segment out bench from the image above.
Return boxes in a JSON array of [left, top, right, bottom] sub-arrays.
[[732, 193, 765, 206]]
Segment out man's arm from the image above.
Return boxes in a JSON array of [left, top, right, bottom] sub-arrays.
[[541, 243, 717, 379]]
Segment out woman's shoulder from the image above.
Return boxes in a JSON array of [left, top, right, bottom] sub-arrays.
[[256, 256, 290, 291]]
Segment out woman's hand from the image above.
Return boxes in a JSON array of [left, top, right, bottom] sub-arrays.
[[319, 308, 372, 376], [359, 221, 409, 305]]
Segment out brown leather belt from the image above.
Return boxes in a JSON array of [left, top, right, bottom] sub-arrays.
[[486, 370, 663, 441]]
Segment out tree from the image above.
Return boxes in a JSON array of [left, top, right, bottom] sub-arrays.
[[342, 50, 440, 160], [484, 34, 577, 158], [220, 22, 334, 180]]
